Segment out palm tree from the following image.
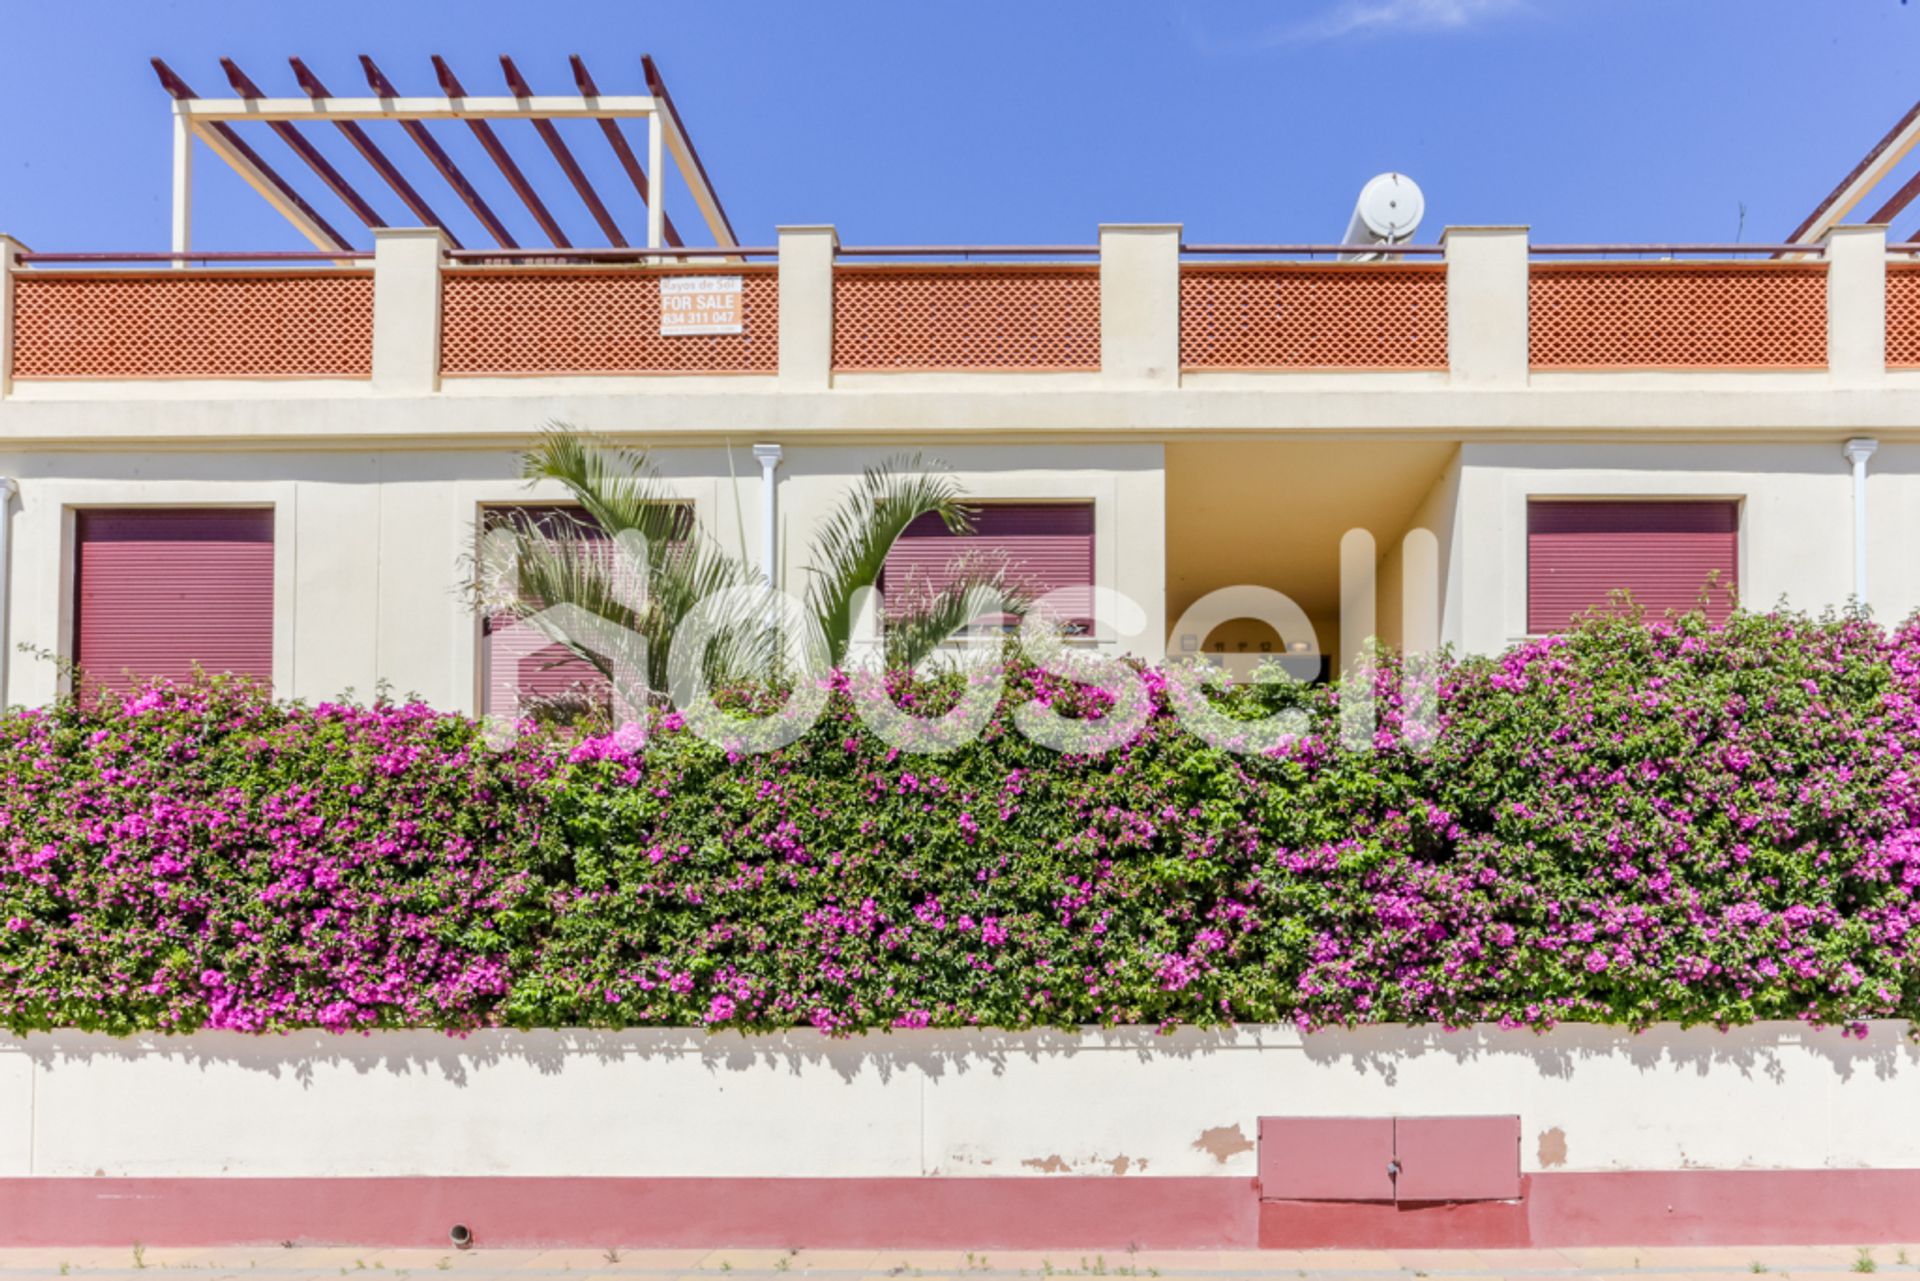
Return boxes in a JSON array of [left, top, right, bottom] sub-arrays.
[[476, 427, 1029, 708], [473, 431, 763, 705], [802, 454, 1028, 669]]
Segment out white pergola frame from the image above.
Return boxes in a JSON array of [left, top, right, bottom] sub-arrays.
[[169, 87, 733, 257]]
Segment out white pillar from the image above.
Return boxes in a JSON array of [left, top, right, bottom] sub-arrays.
[[1399, 527, 1441, 753], [1338, 528, 1377, 750], [0, 234, 23, 398], [1825, 225, 1887, 385], [646, 111, 666, 253], [777, 225, 836, 390], [0, 476, 13, 706], [371, 227, 449, 394], [1098, 223, 1181, 387], [1443, 226, 1530, 386], [0, 477, 16, 707], [1339, 528, 1376, 677], [171, 110, 193, 265], [1844, 437, 1879, 608], [753, 443, 783, 587]]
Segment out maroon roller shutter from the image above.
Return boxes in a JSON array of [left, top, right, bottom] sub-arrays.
[[484, 616, 613, 720], [482, 505, 609, 720], [480, 504, 690, 719], [74, 508, 274, 697], [881, 503, 1095, 630], [1527, 499, 1739, 632]]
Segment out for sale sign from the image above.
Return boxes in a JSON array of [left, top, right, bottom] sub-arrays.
[[659, 276, 744, 336]]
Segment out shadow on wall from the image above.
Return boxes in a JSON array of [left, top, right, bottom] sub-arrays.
[[6, 1020, 1916, 1088]]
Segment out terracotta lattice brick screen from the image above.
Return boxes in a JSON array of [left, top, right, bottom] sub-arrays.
[[440, 267, 778, 375], [1529, 262, 1827, 368], [832, 265, 1100, 371], [1886, 264, 1920, 368], [9, 271, 373, 379], [1179, 263, 1448, 369]]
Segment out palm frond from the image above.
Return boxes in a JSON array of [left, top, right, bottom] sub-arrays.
[[803, 454, 971, 666], [522, 425, 693, 548], [491, 432, 1012, 687], [489, 525, 778, 697], [483, 528, 645, 672], [885, 562, 1034, 670], [487, 427, 774, 693]]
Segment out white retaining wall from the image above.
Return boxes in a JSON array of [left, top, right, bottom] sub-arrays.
[[2, 1021, 1914, 1180]]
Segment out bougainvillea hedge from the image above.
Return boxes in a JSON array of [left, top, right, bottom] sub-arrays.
[[4, 609, 1919, 1037]]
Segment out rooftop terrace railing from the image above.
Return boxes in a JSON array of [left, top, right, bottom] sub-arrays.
[[6, 259, 376, 381], [15, 251, 376, 264], [832, 262, 1101, 373], [1530, 259, 1830, 369], [440, 262, 780, 377], [1181, 260, 1449, 370], [1, 226, 1909, 392]]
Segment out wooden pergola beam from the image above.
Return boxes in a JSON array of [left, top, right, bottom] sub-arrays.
[[1786, 97, 1920, 247], [173, 95, 657, 122], [289, 57, 462, 249], [432, 56, 570, 248], [643, 54, 737, 249], [571, 55, 682, 248], [501, 55, 626, 248], [1866, 166, 1920, 230], [221, 58, 386, 232], [154, 56, 730, 255], [151, 58, 354, 254], [360, 55, 517, 249]]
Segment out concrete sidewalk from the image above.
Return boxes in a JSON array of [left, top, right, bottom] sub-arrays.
[[0, 1244, 1915, 1280]]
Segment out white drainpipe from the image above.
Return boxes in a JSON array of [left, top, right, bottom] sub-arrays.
[[0, 477, 14, 706], [1843, 438, 1878, 608], [752, 444, 783, 586]]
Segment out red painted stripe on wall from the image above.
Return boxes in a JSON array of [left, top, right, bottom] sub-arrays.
[[0, 1177, 1256, 1250], [1525, 1169, 1920, 1248], [9, 1170, 1920, 1250], [1264, 1170, 1920, 1248]]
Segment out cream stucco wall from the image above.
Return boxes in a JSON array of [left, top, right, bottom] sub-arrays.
[[1435, 443, 1901, 657], [7, 436, 1913, 709], [7, 435, 1914, 710], [2, 1022, 1914, 1180], [6, 228, 1920, 694], [0, 442, 1164, 710]]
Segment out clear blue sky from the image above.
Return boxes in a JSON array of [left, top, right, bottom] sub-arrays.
[[4, 0, 1919, 252]]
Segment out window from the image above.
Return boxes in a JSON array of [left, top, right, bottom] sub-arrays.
[[1527, 499, 1738, 632], [479, 503, 691, 719], [73, 508, 274, 697], [881, 502, 1095, 633]]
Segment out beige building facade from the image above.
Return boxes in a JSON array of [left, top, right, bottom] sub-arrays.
[[2, 222, 1916, 711]]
